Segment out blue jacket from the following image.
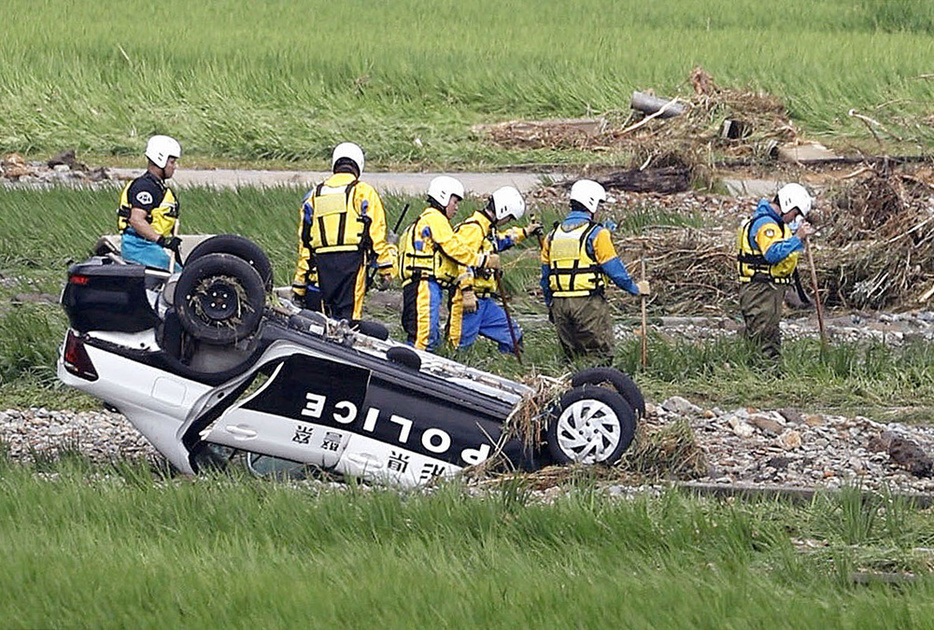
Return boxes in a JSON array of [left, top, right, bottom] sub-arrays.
[[748, 200, 804, 264]]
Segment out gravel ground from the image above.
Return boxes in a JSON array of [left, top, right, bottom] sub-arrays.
[[4, 399, 934, 495]]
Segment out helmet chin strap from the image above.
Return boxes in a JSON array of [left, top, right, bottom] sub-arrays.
[[148, 161, 167, 180], [482, 201, 496, 222]]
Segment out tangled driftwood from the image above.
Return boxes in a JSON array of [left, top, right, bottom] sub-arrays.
[[817, 169, 934, 309], [473, 67, 798, 174]]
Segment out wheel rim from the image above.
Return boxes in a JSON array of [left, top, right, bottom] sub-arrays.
[[555, 399, 621, 464], [198, 280, 239, 321]]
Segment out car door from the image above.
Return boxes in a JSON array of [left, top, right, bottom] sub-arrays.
[[200, 350, 523, 485]]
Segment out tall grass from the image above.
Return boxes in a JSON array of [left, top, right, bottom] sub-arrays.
[[2, 0, 934, 165], [0, 460, 933, 628], [3, 185, 934, 415]]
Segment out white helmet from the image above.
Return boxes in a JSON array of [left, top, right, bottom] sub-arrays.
[[427, 175, 465, 207], [776, 183, 813, 217], [145, 135, 181, 169], [569, 179, 607, 214], [331, 142, 365, 174], [490, 186, 526, 222]]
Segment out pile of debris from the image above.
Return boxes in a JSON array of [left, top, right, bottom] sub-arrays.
[[816, 167, 934, 309], [527, 183, 746, 314], [1, 150, 110, 184], [529, 161, 934, 314], [474, 66, 799, 175]]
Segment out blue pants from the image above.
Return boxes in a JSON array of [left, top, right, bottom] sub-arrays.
[[122, 231, 179, 271], [455, 296, 522, 353]]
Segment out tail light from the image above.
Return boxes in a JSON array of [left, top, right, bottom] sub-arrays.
[[63, 329, 98, 381]]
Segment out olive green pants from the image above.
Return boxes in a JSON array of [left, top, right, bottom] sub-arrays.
[[550, 295, 614, 360], [739, 281, 785, 359]]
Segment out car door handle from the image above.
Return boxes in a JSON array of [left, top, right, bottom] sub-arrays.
[[224, 424, 257, 439]]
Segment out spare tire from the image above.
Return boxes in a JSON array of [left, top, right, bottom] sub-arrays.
[[571, 367, 645, 420], [546, 385, 635, 465], [185, 234, 274, 291], [175, 253, 265, 345]]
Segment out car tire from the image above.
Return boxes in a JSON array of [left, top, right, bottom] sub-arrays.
[[571, 367, 645, 420], [175, 253, 265, 345], [185, 234, 274, 291], [546, 385, 635, 465]]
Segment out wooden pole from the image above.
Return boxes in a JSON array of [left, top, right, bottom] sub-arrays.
[[495, 270, 522, 364], [168, 217, 180, 274], [805, 243, 827, 346], [640, 258, 648, 368]]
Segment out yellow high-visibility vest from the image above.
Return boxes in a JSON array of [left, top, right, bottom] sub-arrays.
[[309, 180, 366, 254], [116, 180, 178, 237], [548, 222, 604, 297], [736, 217, 798, 284]]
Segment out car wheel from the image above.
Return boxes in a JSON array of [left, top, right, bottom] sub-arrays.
[[175, 253, 265, 345], [571, 367, 645, 420], [546, 385, 635, 465], [185, 234, 274, 291]]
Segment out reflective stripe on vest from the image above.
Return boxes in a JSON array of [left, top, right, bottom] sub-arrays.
[[309, 180, 365, 254], [548, 222, 604, 297], [736, 217, 797, 285]]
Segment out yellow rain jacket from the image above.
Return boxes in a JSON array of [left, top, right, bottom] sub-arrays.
[[398, 207, 480, 287]]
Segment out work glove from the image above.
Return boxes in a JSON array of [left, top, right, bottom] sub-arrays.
[[157, 235, 182, 252], [523, 222, 543, 238], [478, 252, 501, 271], [461, 288, 478, 314], [636, 280, 651, 296], [375, 272, 392, 291]]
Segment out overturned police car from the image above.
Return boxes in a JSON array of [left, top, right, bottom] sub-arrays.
[[57, 235, 644, 487]]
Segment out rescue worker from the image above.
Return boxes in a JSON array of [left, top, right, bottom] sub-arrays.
[[447, 186, 542, 353], [398, 176, 500, 350], [117, 135, 182, 270], [736, 182, 813, 359], [540, 179, 650, 359], [292, 142, 396, 320]]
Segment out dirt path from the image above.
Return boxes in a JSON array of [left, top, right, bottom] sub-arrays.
[[107, 167, 564, 196]]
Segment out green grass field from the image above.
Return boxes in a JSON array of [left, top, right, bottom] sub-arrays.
[[2, 456, 934, 629], [3, 0, 934, 167], [5, 3, 934, 625]]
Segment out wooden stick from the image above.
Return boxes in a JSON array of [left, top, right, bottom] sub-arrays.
[[640, 257, 648, 368], [168, 217, 180, 274], [495, 270, 522, 364], [805, 242, 827, 346]]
